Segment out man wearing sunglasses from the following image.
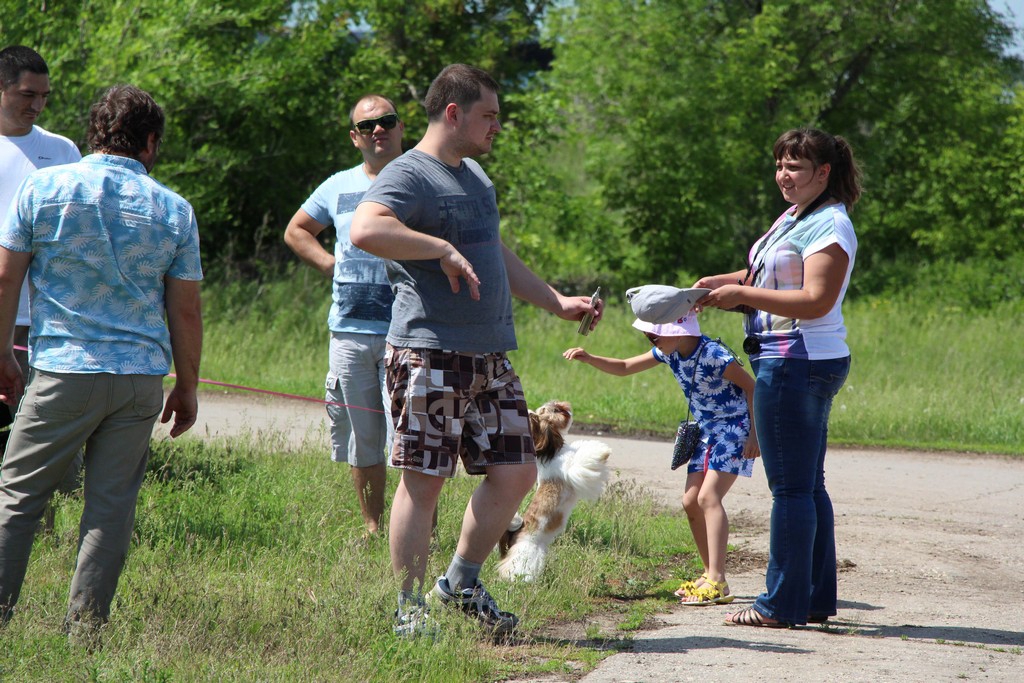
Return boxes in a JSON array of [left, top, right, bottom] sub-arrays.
[[284, 94, 405, 537], [351, 64, 603, 638]]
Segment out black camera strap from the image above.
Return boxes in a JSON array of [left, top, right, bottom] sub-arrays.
[[740, 190, 832, 354], [712, 337, 743, 366], [743, 190, 832, 287]]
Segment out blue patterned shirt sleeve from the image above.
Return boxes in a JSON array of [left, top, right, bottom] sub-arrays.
[[0, 177, 35, 252]]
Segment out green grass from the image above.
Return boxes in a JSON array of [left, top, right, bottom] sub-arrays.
[[200, 273, 1024, 454], [0, 437, 692, 681], [198, 264, 328, 399], [829, 297, 1024, 453]]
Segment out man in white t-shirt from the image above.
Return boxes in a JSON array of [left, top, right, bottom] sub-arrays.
[[0, 46, 81, 454], [283, 94, 404, 535]]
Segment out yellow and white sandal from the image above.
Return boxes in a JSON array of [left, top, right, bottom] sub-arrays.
[[673, 572, 709, 598], [680, 578, 735, 606]]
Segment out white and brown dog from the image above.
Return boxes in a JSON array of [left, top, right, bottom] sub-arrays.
[[496, 400, 612, 582]]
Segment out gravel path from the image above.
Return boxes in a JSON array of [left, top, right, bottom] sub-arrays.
[[156, 391, 1024, 682]]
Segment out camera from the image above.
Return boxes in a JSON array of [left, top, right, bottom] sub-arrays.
[[743, 335, 761, 355]]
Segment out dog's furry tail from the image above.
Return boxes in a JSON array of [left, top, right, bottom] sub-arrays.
[[558, 439, 612, 501]]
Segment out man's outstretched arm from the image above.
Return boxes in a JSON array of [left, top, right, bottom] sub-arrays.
[[501, 243, 603, 328]]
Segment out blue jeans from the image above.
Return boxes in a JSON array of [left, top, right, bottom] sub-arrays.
[[751, 356, 850, 624]]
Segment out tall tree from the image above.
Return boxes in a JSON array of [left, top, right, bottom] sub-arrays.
[[0, 0, 553, 266], [540, 0, 1023, 287]]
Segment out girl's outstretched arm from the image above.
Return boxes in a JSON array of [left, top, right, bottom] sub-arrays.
[[723, 361, 760, 459], [563, 348, 659, 376]]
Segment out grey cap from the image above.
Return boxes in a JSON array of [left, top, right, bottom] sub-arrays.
[[626, 285, 711, 324]]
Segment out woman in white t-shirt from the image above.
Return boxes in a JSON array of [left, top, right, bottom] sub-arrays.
[[695, 128, 862, 628]]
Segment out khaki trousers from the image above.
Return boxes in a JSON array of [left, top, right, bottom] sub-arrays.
[[0, 370, 163, 624]]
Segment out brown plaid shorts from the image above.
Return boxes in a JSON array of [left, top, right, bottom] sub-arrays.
[[384, 345, 536, 478]]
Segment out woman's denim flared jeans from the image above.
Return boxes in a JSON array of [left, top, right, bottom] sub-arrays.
[[751, 356, 850, 624]]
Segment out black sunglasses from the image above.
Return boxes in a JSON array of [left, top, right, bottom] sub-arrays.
[[645, 332, 660, 344], [352, 113, 400, 135]]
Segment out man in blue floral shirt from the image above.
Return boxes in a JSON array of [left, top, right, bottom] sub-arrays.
[[0, 84, 203, 644]]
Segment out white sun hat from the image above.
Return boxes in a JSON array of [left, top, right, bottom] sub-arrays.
[[631, 311, 701, 338]]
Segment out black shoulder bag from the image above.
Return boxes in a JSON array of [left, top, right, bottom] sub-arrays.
[[671, 340, 705, 470]]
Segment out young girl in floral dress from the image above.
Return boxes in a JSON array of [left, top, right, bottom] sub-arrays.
[[564, 312, 759, 604]]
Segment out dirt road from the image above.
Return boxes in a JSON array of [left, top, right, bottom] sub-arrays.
[[155, 391, 1024, 682]]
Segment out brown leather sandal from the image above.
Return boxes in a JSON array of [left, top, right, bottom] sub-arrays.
[[723, 606, 788, 628]]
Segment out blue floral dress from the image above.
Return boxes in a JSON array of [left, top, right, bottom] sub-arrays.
[[652, 336, 754, 477]]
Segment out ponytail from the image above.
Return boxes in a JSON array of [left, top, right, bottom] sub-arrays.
[[829, 135, 863, 208]]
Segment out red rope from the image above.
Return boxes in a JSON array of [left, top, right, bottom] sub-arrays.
[[171, 374, 385, 414], [13, 344, 384, 414]]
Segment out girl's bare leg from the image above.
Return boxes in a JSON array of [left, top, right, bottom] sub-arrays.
[[697, 470, 739, 584]]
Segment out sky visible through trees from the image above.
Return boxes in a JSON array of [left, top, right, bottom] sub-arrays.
[[995, 0, 1024, 52]]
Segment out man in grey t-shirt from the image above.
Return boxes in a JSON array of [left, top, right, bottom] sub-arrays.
[[352, 64, 603, 638]]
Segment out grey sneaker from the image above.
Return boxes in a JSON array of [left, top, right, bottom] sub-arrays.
[[393, 603, 436, 639], [428, 576, 518, 636]]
